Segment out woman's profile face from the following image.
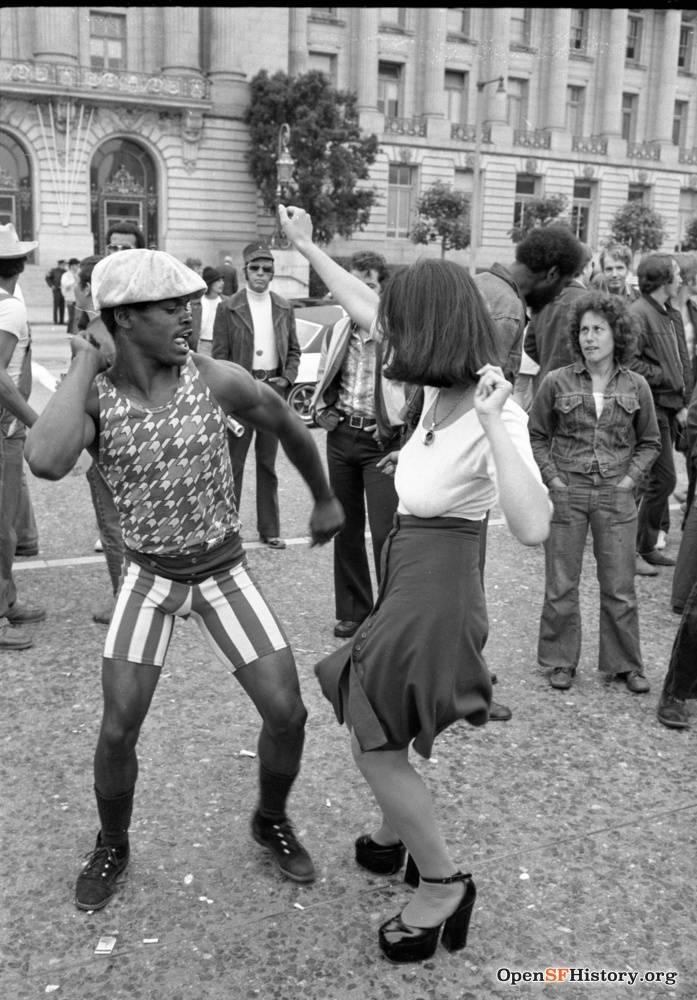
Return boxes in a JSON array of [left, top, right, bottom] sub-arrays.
[[578, 310, 615, 367]]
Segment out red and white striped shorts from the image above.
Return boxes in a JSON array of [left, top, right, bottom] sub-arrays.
[[103, 558, 290, 669]]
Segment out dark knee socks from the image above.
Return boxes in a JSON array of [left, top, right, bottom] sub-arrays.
[[95, 785, 134, 848], [257, 764, 298, 822]]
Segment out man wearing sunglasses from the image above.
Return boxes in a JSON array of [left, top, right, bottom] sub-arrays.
[[212, 242, 301, 549]]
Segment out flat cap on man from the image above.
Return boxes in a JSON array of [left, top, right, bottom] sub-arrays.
[[91, 249, 207, 309], [242, 242, 274, 265]]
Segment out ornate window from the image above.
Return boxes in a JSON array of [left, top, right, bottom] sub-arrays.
[[626, 14, 643, 62], [90, 139, 158, 252], [0, 132, 33, 250], [89, 11, 126, 71]]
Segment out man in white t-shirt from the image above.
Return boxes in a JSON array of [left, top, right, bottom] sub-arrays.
[[0, 224, 47, 648], [61, 258, 80, 333], [190, 266, 224, 356]]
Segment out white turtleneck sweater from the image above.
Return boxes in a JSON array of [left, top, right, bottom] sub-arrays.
[[246, 287, 279, 370]]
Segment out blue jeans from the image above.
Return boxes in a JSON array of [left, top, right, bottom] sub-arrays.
[[86, 462, 125, 595], [661, 578, 697, 701], [538, 474, 645, 676]]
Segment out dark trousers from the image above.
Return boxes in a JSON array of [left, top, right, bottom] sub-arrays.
[[671, 496, 697, 612], [326, 422, 399, 622], [226, 381, 286, 539], [636, 406, 676, 555], [52, 289, 65, 325], [661, 577, 697, 701]]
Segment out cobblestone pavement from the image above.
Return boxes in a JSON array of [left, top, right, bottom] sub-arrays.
[[1, 327, 694, 999]]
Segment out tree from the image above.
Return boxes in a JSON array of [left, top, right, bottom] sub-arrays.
[[245, 69, 379, 246], [409, 181, 470, 257], [680, 216, 697, 252], [609, 201, 666, 254], [509, 194, 569, 243]]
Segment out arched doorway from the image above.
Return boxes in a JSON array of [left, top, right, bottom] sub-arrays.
[[90, 139, 158, 252], [0, 132, 34, 257]]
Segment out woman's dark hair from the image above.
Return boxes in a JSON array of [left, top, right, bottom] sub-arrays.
[[78, 254, 103, 289], [379, 258, 500, 387], [567, 290, 637, 364]]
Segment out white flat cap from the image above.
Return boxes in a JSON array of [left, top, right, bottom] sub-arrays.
[[91, 249, 206, 309]]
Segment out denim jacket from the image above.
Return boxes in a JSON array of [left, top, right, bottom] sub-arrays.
[[528, 361, 661, 486]]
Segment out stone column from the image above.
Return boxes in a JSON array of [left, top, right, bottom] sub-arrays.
[[34, 7, 77, 63], [162, 7, 200, 75], [650, 9, 681, 143], [351, 8, 381, 134], [540, 10, 570, 132], [478, 9, 509, 124], [208, 8, 247, 113], [598, 9, 627, 137], [421, 8, 449, 142], [289, 7, 308, 78]]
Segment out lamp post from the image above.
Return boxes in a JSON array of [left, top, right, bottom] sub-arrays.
[[469, 76, 505, 275], [271, 122, 296, 250]]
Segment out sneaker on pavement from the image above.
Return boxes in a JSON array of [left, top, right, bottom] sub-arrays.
[[75, 834, 129, 911], [0, 618, 33, 650], [251, 810, 316, 883], [94, 538, 103, 552]]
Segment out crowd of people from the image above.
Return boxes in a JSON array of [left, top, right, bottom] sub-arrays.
[[0, 210, 695, 965]]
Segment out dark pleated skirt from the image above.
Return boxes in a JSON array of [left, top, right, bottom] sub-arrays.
[[314, 514, 492, 759]]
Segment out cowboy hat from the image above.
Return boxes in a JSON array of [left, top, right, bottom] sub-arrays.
[[0, 223, 38, 258]]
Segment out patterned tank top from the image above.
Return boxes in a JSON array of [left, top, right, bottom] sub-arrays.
[[95, 356, 240, 555]]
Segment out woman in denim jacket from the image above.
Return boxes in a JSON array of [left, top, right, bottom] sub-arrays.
[[529, 291, 661, 693]]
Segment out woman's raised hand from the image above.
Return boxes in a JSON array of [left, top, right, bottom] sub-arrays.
[[474, 364, 511, 420]]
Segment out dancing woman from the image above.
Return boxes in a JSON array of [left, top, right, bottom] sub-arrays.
[[280, 205, 551, 963]]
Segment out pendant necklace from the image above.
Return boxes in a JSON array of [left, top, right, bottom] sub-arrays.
[[422, 389, 466, 445]]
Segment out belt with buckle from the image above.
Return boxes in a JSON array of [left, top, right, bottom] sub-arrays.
[[252, 368, 280, 381], [341, 411, 372, 429]]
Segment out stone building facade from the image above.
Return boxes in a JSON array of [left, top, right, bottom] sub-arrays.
[[1, 7, 697, 286]]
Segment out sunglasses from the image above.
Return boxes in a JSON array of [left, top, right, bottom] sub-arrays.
[[247, 264, 273, 274]]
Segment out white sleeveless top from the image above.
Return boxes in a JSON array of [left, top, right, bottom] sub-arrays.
[[395, 385, 542, 520]]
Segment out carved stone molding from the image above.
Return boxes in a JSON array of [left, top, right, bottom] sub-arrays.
[[181, 109, 204, 173]]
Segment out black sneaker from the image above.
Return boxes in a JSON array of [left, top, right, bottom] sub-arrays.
[[75, 834, 129, 911], [251, 811, 316, 883]]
